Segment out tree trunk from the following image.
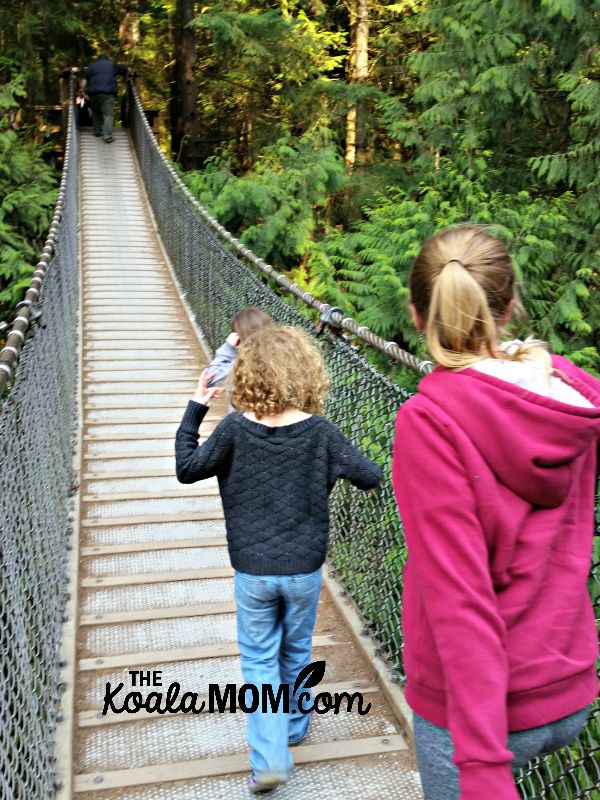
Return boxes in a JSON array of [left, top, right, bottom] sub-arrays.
[[344, 0, 369, 170], [170, 0, 199, 169]]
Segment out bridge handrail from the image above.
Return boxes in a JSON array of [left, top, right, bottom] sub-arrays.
[[128, 81, 431, 376], [0, 78, 76, 396], [0, 77, 79, 799]]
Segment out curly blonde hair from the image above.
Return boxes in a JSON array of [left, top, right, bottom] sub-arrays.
[[231, 326, 329, 418]]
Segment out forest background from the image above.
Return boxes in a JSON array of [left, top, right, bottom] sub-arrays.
[[1, 0, 599, 381]]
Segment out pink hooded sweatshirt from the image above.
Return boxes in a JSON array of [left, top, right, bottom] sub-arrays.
[[392, 355, 600, 800]]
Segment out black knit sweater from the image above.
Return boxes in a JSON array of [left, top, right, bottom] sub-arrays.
[[175, 402, 382, 575]]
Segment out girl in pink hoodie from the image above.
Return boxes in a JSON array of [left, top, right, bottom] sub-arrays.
[[392, 225, 599, 800]]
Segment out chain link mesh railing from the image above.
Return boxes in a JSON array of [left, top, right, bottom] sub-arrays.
[[0, 84, 79, 799], [129, 83, 598, 799]]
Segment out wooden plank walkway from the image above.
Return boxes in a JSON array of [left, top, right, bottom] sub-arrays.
[[68, 129, 422, 799]]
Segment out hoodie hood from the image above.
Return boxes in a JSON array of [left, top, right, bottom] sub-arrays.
[[417, 355, 600, 508]]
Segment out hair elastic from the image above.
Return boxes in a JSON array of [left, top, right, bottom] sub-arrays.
[[444, 258, 464, 268]]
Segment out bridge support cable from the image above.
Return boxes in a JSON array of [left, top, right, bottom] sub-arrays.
[[127, 83, 600, 800]]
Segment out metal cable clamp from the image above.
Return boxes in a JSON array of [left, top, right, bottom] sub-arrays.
[[16, 299, 43, 326]]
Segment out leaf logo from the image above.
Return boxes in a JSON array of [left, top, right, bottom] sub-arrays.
[[293, 660, 326, 696]]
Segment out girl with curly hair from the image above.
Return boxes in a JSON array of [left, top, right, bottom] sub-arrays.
[[176, 325, 381, 793]]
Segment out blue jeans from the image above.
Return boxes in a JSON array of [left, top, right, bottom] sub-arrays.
[[414, 706, 590, 799], [234, 568, 323, 781]]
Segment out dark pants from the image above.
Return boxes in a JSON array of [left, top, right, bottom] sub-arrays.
[[414, 707, 590, 799], [89, 93, 116, 139]]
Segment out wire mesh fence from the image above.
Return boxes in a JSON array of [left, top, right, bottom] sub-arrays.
[[0, 92, 79, 798], [129, 83, 599, 799]]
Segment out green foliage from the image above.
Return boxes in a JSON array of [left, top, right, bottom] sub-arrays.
[[191, 2, 347, 167], [184, 127, 347, 266], [303, 148, 598, 369], [532, 67, 600, 226], [0, 79, 56, 314], [404, 0, 599, 184]]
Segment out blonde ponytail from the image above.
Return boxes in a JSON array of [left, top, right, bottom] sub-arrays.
[[410, 225, 549, 370], [426, 259, 497, 369]]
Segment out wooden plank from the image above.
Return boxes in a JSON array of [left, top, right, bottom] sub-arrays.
[[85, 433, 179, 441], [83, 292, 170, 297], [83, 316, 175, 322], [83, 290, 169, 294], [77, 681, 377, 726], [83, 402, 206, 410], [81, 564, 231, 588], [86, 322, 178, 328], [83, 416, 186, 425], [84, 433, 187, 442], [83, 234, 150, 239], [81, 511, 224, 528], [84, 304, 174, 309], [84, 290, 169, 296], [83, 451, 175, 460], [83, 305, 172, 311], [83, 470, 176, 480], [83, 278, 165, 282], [83, 292, 168, 296], [84, 275, 166, 279], [85, 306, 178, 318], [83, 291, 170, 295], [84, 379, 194, 385], [84, 345, 191, 352], [84, 316, 177, 322], [83, 265, 161, 269], [84, 388, 193, 396], [81, 537, 226, 556], [83, 360, 198, 367], [84, 370, 197, 377], [83, 318, 169, 324], [73, 735, 407, 791], [83, 372, 200, 383], [83, 285, 171, 296], [82, 488, 220, 502], [78, 633, 341, 672], [83, 318, 178, 324], [83, 269, 164, 274], [83, 416, 192, 425], [83, 343, 193, 350], [80, 600, 236, 626]]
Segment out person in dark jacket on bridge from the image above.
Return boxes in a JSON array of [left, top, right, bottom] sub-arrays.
[[176, 326, 381, 793], [78, 54, 128, 143]]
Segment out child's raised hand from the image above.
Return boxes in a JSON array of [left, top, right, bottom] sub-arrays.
[[226, 332, 241, 348], [192, 369, 224, 406]]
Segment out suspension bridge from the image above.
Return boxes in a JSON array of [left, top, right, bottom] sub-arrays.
[[0, 82, 598, 800]]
